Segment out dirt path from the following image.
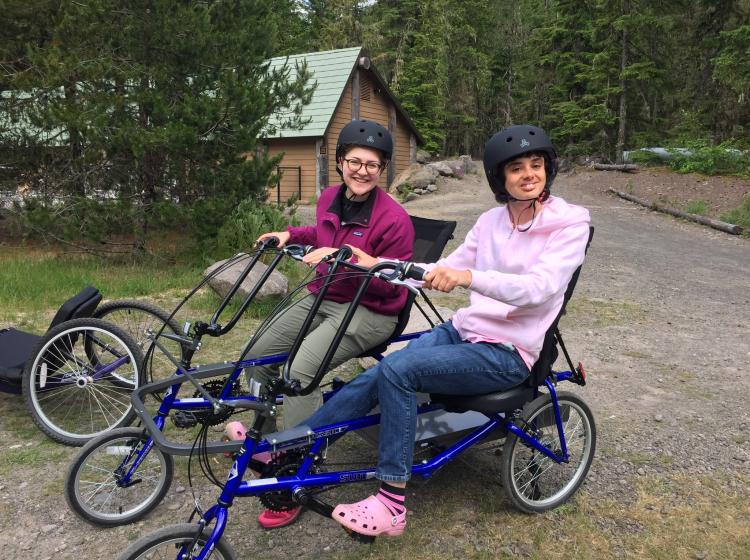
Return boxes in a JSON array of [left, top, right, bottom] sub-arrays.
[[0, 169, 748, 559]]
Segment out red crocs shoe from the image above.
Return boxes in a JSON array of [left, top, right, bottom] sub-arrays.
[[332, 495, 406, 537], [257, 506, 303, 529]]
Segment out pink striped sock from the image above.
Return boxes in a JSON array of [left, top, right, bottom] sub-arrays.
[[376, 484, 406, 516]]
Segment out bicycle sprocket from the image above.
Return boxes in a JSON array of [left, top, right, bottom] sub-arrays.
[[171, 379, 246, 428]]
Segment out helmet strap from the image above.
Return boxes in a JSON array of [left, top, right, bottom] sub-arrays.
[[508, 196, 543, 233], [344, 184, 371, 202]]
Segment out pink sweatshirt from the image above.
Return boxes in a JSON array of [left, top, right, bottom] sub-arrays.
[[425, 196, 591, 368]]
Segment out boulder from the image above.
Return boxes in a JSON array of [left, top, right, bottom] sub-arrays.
[[397, 165, 440, 191], [391, 163, 424, 193], [459, 155, 478, 174], [557, 157, 574, 173], [441, 160, 466, 179], [203, 255, 289, 300], [358, 306, 455, 369], [415, 149, 432, 163], [427, 161, 454, 176]]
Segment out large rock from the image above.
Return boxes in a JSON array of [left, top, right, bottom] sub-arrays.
[[427, 161, 455, 176], [441, 160, 465, 179], [459, 155, 477, 174], [415, 149, 432, 163], [393, 165, 440, 192], [358, 306, 455, 369], [203, 255, 289, 300]]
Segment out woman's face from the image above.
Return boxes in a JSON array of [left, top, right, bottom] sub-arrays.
[[339, 146, 385, 198], [503, 154, 547, 201]]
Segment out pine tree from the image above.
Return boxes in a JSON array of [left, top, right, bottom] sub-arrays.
[[7, 0, 313, 252]]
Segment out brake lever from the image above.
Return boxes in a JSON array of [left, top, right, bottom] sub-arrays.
[[374, 263, 421, 295]]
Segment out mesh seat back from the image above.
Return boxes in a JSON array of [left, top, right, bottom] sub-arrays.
[[527, 226, 594, 387], [362, 215, 457, 357]]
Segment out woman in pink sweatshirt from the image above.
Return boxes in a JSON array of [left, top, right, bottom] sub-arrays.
[[302, 124, 591, 537]]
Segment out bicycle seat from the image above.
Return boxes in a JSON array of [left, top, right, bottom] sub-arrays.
[[0, 286, 101, 393], [430, 384, 534, 415]]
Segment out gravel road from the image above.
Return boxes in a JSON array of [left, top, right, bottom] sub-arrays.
[[1, 168, 748, 559]]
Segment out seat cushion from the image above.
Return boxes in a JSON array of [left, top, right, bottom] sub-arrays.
[[431, 384, 535, 415], [0, 328, 42, 382]]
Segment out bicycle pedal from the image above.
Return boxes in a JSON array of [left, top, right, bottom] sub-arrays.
[[171, 411, 198, 429], [343, 526, 375, 544]]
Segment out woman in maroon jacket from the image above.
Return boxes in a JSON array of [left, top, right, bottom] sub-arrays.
[[241, 120, 414, 529]]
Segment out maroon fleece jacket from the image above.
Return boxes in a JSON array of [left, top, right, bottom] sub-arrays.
[[286, 184, 414, 316]]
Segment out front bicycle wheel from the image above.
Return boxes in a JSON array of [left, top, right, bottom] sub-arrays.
[[118, 523, 237, 560], [92, 299, 184, 383], [501, 391, 596, 513], [65, 427, 173, 527], [22, 318, 143, 446]]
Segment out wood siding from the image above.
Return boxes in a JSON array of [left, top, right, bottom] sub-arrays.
[[394, 116, 413, 169], [265, 138, 318, 203], [325, 79, 353, 189]]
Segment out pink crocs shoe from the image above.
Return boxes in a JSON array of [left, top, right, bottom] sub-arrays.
[[224, 421, 247, 441], [332, 495, 407, 537]]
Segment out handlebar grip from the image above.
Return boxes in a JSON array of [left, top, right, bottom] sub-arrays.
[[255, 236, 280, 249], [337, 246, 353, 260], [285, 244, 314, 259], [404, 264, 427, 281]]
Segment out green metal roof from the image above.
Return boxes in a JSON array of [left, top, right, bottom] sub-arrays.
[[264, 47, 363, 139]]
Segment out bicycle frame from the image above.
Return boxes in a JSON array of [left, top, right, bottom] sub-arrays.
[[113, 248, 589, 559], [128, 365, 578, 559]]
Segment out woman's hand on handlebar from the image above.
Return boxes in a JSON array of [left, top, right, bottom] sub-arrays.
[[345, 245, 378, 268], [301, 246, 335, 266], [257, 231, 290, 248], [423, 266, 472, 293]]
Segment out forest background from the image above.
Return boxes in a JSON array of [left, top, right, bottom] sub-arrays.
[[1, 0, 749, 256]]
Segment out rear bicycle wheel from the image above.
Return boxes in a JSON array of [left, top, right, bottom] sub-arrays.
[[22, 318, 143, 446], [501, 391, 596, 513], [65, 427, 173, 527], [92, 299, 184, 383], [118, 523, 236, 560]]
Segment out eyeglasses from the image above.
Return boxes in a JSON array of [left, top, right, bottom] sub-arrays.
[[342, 158, 384, 174]]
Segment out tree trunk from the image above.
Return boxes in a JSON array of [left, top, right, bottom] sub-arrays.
[[616, 1, 628, 164], [64, 81, 85, 196]]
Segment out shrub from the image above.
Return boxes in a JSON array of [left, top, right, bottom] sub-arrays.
[[684, 200, 709, 215], [212, 198, 299, 258], [720, 195, 750, 230], [628, 150, 668, 166], [668, 141, 750, 176]]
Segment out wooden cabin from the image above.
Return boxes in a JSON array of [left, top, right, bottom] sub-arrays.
[[263, 47, 423, 203]]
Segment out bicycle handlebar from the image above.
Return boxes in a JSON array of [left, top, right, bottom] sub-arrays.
[[279, 256, 428, 397]]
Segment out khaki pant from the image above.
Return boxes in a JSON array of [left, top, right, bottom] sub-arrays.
[[242, 294, 397, 430]]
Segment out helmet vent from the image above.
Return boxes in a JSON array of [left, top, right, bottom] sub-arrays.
[[505, 136, 513, 142], [529, 130, 536, 135]]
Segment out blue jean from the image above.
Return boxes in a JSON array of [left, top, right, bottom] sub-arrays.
[[301, 322, 530, 482]]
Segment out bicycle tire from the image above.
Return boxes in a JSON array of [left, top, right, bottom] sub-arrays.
[[92, 299, 185, 382], [21, 318, 143, 446], [65, 426, 173, 527], [501, 391, 596, 513], [118, 522, 236, 560]]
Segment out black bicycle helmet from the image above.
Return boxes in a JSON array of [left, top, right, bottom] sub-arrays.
[[483, 124, 558, 202], [335, 119, 393, 162]]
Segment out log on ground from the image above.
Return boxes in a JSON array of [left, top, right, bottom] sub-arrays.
[[609, 189, 744, 235]]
